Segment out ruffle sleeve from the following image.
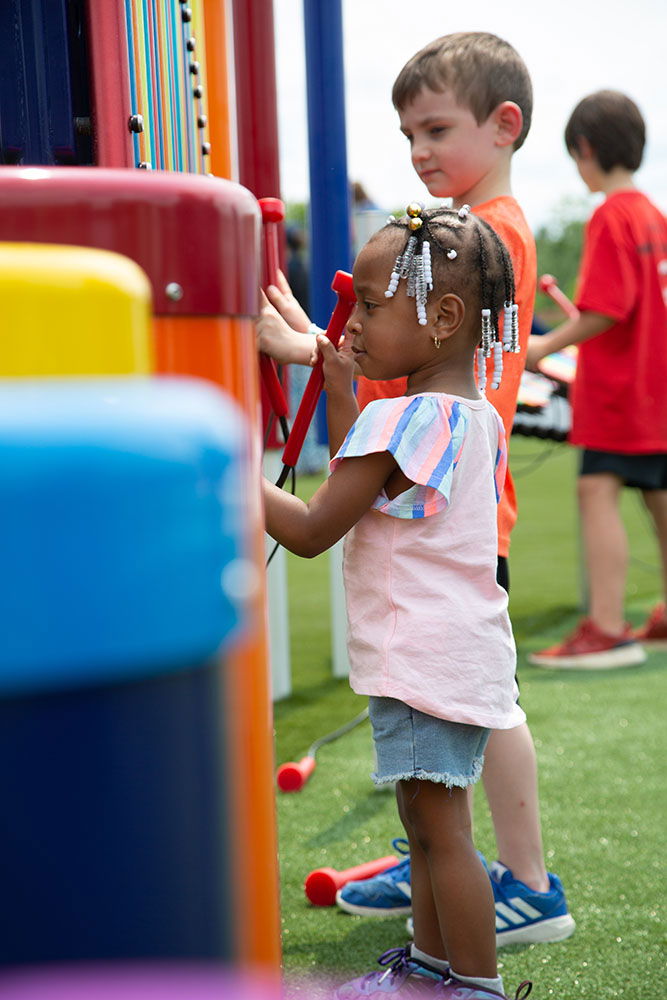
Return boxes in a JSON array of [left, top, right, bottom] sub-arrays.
[[330, 395, 469, 519]]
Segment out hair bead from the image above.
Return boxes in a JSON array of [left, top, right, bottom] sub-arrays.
[[510, 303, 520, 353], [476, 347, 487, 391], [481, 308, 493, 357], [491, 340, 503, 390]]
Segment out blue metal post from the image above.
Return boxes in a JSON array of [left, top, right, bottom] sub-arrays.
[[303, 0, 351, 438]]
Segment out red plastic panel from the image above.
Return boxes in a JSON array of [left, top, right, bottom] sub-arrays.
[[0, 167, 260, 317]]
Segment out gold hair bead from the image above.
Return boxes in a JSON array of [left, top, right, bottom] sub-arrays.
[[406, 202, 422, 218], [409, 217, 423, 231]]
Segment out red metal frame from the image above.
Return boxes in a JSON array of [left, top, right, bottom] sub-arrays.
[[85, 0, 134, 167], [0, 167, 260, 317]]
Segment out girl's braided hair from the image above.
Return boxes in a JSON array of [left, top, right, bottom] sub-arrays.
[[374, 203, 519, 389]]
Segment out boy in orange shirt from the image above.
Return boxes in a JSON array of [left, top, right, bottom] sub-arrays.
[[259, 32, 574, 987]]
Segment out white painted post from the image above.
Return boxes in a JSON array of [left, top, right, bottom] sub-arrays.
[[263, 450, 292, 700]]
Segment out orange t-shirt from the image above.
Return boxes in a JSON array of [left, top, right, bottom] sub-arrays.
[[356, 196, 536, 557]]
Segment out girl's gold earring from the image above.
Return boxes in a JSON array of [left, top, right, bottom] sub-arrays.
[[434, 336, 441, 350]]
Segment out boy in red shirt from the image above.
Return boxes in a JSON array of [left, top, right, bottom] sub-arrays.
[[527, 90, 667, 669]]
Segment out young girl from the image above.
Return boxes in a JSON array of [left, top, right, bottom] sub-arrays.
[[264, 205, 531, 1000]]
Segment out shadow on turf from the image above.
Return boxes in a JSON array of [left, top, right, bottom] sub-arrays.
[[305, 788, 394, 849], [283, 911, 534, 979]]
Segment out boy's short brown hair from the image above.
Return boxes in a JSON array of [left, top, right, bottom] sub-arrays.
[[564, 90, 645, 172], [392, 32, 533, 150]]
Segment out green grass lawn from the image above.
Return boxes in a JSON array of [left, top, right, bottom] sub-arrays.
[[274, 436, 666, 998]]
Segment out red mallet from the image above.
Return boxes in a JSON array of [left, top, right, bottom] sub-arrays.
[[276, 708, 368, 792], [258, 197, 289, 422], [276, 269, 356, 486], [538, 273, 579, 320], [276, 756, 316, 792], [305, 855, 400, 906]]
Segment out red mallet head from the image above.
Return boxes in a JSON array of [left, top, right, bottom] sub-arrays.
[[331, 269, 355, 303], [538, 273, 558, 294], [276, 755, 316, 792], [304, 854, 400, 906], [258, 197, 285, 224]]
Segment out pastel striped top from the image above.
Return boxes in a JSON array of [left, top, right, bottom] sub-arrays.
[[331, 393, 507, 520]]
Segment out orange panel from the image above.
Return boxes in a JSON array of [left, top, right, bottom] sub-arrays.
[[203, 0, 234, 180], [154, 314, 280, 969]]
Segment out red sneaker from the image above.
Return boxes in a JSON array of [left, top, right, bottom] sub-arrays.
[[634, 603, 667, 647], [528, 618, 646, 670]]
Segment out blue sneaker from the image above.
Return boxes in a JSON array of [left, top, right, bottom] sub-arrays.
[[334, 945, 445, 997], [402, 855, 573, 947], [490, 861, 575, 946], [336, 839, 412, 917]]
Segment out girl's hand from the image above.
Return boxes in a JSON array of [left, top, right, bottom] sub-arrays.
[[317, 332, 355, 397], [265, 269, 311, 333], [256, 292, 314, 366]]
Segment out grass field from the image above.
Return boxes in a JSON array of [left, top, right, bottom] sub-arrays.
[[273, 436, 665, 998]]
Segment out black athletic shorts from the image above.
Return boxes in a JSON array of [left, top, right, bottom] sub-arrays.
[[579, 449, 667, 490]]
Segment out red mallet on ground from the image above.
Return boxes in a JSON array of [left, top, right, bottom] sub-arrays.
[[276, 269, 356, 487], [276, 755, 316, 792], [258, 197, 290, 424], [276, 708, 368, 792], [305, 854, 400, 906]]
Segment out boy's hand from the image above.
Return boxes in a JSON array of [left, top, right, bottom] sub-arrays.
[[317, 332, 355, 397], [265, 269, 311, 333], [256, 293, 315, 366], [525, 334, 549, 372]]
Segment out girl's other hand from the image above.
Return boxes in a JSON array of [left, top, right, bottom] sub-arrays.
[[265, 269, 311, 333], [317, 332, 355, 397], [257, 293, 314, 366]]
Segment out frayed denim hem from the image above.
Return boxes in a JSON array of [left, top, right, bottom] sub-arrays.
[[371, 755, 485, 789]]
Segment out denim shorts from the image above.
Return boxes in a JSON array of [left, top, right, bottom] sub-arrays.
[[368, 696, 490, 789]]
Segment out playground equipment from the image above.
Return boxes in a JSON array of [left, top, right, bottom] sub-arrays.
[[259, 196, 291, 444], [0, 966, 283, 1000], [0, 0, 357, 973], [0, 166, 281, 969], [0, 378, 251, 963]]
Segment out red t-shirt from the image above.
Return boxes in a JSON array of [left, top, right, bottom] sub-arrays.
[[356, 196, 536, 557], [571, 190, 667, 453]]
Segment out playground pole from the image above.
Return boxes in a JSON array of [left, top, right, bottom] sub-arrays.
[[303, 0, 352, 678]]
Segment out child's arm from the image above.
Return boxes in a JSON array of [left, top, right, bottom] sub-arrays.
[[256, 269, 317, 366], [264, 448, 397, 558], [256, 292, 317, 366], [526, 311, 615, 370]]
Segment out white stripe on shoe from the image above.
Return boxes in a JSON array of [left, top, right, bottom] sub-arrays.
[[495, 899, 542, 929]]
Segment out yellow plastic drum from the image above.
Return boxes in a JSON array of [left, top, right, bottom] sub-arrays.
[[0, 243, 152, 376]]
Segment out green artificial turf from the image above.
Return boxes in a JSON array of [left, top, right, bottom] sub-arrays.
[[273, 437, 666, 998]]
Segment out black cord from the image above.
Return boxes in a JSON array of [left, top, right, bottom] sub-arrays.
[[306, 707, 369, 758], [266, 464, 297, 567], [511, 440, 560, 478]]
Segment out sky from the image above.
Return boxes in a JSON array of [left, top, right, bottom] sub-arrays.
[[273, 0, 667, 234]]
